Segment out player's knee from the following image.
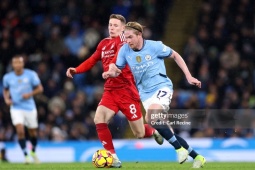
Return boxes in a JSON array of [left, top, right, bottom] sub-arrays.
[[134, 131, 145, 139], [94, 117, 101, 124], [17, 131, 25, 138], [28, 129, 37, 137], [94, 116, 107, 124]]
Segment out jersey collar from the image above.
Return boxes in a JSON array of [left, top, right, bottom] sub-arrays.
[[133, 39, 146, 52]]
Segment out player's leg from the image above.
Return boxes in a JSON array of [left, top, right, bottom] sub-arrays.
[[94, 106, 121, 168], [27, 128, 40, 163], [120, 99, 164, 144], [143, 87, 188, 164], [94, 92, 121, 168], [128, 118, 164, 144], [128, 117, 145, 138], [174, 133, 206, 168], [145, 104, 188, 164], [25, 109, 40, 163], [10, 109, 29, 163], [0, 148, 8, 162], [15, 124, 30, 163], [94, 105, 116, 154]]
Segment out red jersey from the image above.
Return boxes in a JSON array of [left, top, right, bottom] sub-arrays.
[[76, 34, 138, 95]]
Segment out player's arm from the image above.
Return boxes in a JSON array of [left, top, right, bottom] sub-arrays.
[[22, 84, 44, 99], [66, 43, 102, 78], [2, 75, 12, 106], [169, 50, 201, 88], [102, 63, 122, 79], [102, 46, 127, 79], [22, 72, 44, 99], [3, 88, 12, 106]]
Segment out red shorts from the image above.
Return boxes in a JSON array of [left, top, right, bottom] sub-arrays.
[[99, 88, 142, 121]]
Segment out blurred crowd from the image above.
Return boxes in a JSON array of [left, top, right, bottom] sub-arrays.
[[0, 0, 171, 141], [0, 0, 254, 142], [175, 0, 255, 138]]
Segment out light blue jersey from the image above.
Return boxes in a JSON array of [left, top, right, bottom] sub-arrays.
[[116, 40, 173, 101], [3, 69, 41, 111]]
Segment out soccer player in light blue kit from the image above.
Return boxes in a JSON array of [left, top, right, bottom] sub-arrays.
[[3, 55, 43, 164], [103, 22, 206, 168]]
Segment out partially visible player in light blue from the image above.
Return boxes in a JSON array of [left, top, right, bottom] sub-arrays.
[[3, 55, 43, 164], [103, 22, 206, 168]]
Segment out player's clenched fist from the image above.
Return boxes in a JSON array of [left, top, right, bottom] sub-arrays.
[[66, 67, 77, 78], [186, 75, 201, 88], [102, 63, 122, 79]]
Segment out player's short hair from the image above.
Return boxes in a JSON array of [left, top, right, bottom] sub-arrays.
[[109, 14, 126, 24], [125, 22, 144, 34], [12, 55, 23, 60]]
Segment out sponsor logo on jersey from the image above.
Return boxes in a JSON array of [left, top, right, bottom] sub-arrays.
[[102, 50, 115, 58], [131, 61, 154, 73], [136, 56, 141, 63], [104, 50, 115, 55]]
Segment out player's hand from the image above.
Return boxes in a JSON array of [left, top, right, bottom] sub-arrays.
[[102, 71, 109, 79], [4, 98, 13, 106], [22, 93, 32, 99], [66, 67, 76, 78], [109, 63, 121, 74], [186, 76, 201, 88], [102, 71, 119, 79], [102, 64, 121, 79]]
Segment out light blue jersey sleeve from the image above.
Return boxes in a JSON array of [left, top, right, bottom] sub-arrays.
[[31, 71, 41, 87], [116, 45, 127, 69], [3, 75, 9, 89], [154, 41, 173, 58]]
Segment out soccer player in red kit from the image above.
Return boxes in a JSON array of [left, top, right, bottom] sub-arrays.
[[66, 14, 163, 168]]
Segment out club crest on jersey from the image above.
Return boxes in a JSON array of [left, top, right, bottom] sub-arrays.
[[145, 55, 151, 61], [136, 56, 142, 63]]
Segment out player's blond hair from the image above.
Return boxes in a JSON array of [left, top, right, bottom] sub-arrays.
[[109, 14, 126, 24], [125, 22, 144, 35]]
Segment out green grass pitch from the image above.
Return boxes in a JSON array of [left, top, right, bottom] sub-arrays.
[[1, 162, 255, 170]]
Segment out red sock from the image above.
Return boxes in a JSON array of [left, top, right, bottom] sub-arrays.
[[96, 123, 115, 154], [144, 124, 155, 138]]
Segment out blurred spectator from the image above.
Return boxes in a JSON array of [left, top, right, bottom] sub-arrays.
[[64, 22, 84, 56], [219, 43, 240, 71], [46, 26, 66, 58], [180, 0, 255, 138]]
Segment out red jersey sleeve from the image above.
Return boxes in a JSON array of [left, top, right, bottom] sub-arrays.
[[75, 41, 103, 74]]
